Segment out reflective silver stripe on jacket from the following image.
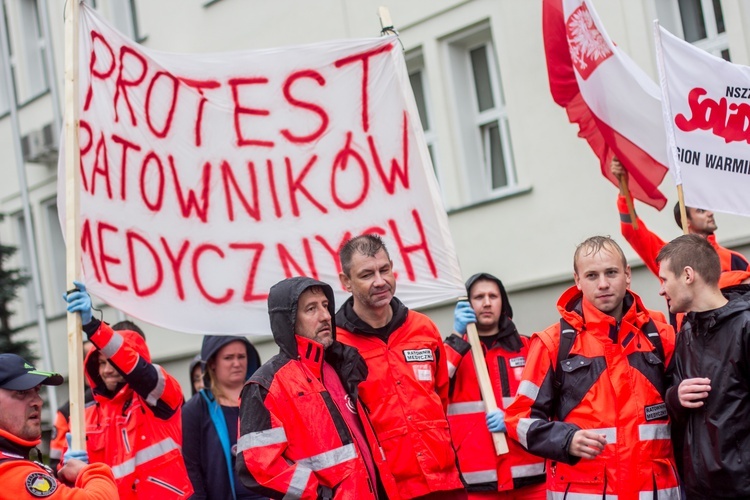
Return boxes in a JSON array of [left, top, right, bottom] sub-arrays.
[[548, 492, 618, 500], [100, 333, 124, 359], [516, 417, 541, 449], [639, 423, 670, 441], [510, 462, 545, 478], [283, 465, 312, 500], [462, 469, 497, 484], [517, 380, 540, 401], [298, 443, 357, 471], [111, 437, 180, 479], [146, 365, 167, 406], [237, 427, 288, 451], [639, 487, 681, 500], [502, 397, 515, 408], [447, 361, 457, 378], [447, 401, 486, 416], [589, 427, 617, 444]]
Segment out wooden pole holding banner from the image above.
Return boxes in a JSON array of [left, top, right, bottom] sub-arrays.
[[612, 158, 639, 230], [378, 6, 397, 36], [460, 298, 509, 455], [677, 184, 689, 235], [64, 0, 86, 451]]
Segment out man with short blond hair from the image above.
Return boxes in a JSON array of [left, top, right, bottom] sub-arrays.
[[658, 234, 750, 498], [505, 236, 679, 498]]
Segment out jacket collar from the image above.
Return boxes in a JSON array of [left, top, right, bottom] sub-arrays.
[[296, 335, 325, 379], [557, 286, 649, 338], [0, 428, 39, 459]]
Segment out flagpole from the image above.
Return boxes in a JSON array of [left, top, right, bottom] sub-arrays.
[[653, 21, 688, 235], [64, 0, 86, 451], [0, 0, 58, 414]]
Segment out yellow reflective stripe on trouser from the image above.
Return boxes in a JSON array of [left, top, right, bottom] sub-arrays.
[[237, 427, 288, 451], [282, 444, 358, 499], [111, 437, 180, 479]]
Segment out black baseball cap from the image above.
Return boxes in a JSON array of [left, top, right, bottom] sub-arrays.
[[0, 354, 63, 391]]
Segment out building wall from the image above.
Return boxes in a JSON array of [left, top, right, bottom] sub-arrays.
[[1, 0, 749, 414]]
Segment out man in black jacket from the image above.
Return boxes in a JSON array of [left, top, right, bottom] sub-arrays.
[[658, 234, 750, 498]]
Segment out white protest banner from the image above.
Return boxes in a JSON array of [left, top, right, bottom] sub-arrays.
[[655, 24, 750, 217], [58, 5, 465, 335]]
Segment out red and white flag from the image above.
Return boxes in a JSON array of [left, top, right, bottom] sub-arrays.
[[655, 24, 750, 217], [543, 0, 668, 209]]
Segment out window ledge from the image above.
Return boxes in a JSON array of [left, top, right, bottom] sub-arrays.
[[447, 185, 532, 215]]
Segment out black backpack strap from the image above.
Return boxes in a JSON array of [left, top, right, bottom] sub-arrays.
[[553, 318, 578, 392], [643, 318, 665, 362]]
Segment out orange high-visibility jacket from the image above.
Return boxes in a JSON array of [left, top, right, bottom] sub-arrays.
[[444, 333, 545, 492], [336, 302, 463, 499], [236, 334, 380, 500], [505, 287, 679, 499], [78, 321, 192, 500]]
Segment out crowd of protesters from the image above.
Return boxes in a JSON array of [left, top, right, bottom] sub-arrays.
[[2, 183, 750, 499]]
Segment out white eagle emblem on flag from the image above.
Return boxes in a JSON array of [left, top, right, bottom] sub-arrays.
[[566, 2, 613, 80]]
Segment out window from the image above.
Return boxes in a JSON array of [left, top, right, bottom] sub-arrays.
[[43, 199, 66, 314], [109, 0, 141, 41], [446, 23, 515, 203], [13, 212, 34, 322], [406, 50, 439, 177], [17, 0, 48, 100], [0, 3, 10, 114], [656, 0, 729, 60]]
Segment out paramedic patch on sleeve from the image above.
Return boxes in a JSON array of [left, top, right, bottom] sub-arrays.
[[403, 348, 434, 363], [25, 472, 58, 497], [645, 403, 668, 421]]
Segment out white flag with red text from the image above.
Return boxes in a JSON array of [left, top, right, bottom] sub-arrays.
[[58, 4, 465, 335], [655, 25, 750, 217], [544, 0, 669, 209]]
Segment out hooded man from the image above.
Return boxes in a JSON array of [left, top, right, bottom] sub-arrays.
[[0, 353, 118, 499], [65, 282, 193, 499], [236, 276, 390, 499], [445, 273, 545, 499]]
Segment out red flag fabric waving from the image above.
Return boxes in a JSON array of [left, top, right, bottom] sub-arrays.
[[543, 0, 669, 210]]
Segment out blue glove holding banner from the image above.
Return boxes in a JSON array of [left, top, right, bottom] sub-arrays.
[[486, 409, 506, 433], [64, 280, 93, 325], [63, 433, 89, 464], [453, 301, 477, 334]]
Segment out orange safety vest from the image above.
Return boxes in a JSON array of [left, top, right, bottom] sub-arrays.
[[444, 334, 545, 492], [337, 311, 464, 499], [505, 288, 680, 499]]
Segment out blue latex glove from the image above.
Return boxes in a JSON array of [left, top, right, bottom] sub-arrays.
[[63, 433, 89, 464], [64, 280, 93, 325], [453, 301, 477, 334], [486, 409, 506, 433]]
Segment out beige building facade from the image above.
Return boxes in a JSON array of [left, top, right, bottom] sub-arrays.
[[1, 0, 749, 424]]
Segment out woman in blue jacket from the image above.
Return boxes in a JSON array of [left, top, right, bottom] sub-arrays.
[[183, 335, 265, 500]]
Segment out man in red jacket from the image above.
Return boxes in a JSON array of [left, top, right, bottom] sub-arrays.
[[65, 282, 193, 500], [611, 158, 749, 276], [336, 234, 466, 500], [445, 273, 545, 499], [505, 236, 678, 498]]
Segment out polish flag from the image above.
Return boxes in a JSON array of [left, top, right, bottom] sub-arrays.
[[544, 0, 668, 209]]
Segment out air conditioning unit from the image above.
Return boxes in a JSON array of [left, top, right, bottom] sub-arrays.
[[21, 123, 59, 165]]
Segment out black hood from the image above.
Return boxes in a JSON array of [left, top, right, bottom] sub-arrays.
[[200, 335, 261, 389], [465, 272, 522, 351], [188, 353, 202, 396], [465, 272, 513, 319], [268, 277, 336, 359]]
